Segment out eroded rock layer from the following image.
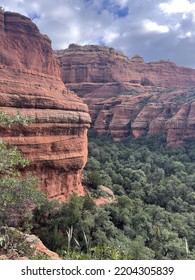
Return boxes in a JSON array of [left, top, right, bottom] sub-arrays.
[[0, 12, 91, 200], [55, 44, 195, 147]]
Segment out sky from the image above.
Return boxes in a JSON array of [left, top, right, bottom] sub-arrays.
[[1, 0, 195, 68]]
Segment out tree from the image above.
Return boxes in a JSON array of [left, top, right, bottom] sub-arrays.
[[84, 170, 102, 189], [0, 112, 46, 231], [84, 134, 195, 259]]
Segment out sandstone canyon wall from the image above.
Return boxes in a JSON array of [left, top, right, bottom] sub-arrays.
[[0, 12, 91, 200], [55, 44, 195, 147]]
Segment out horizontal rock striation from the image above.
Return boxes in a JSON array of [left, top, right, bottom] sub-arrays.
[[55, 44, 195, 147], [0, 11, 91, 200]]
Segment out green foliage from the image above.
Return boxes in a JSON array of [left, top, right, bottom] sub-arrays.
[[30, 252, 52, 260], [0, 175, 46, 230], [63, 244, 132, 260], [0, 112, 46, 232], [0, 227, 35, 258], [1, 111, 194, 259], [123, 89, 141, 96], [83, 170, 103, 189], [172, 88, 195, 103], [0, 111, 34, 127], [0, 141, 29, 176], [82, 134, 195, 259], [30, 134, 195, 259]]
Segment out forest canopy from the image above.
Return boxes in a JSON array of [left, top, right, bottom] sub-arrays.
[[1, 112, 195, 259], [32, 133, 195, 259]]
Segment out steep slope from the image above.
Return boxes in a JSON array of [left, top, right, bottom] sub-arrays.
[[0, 11, 91, 200], [55, 44, 195, 147]]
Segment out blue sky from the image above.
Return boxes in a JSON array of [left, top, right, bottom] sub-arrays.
[[1, 0, 195, 68]]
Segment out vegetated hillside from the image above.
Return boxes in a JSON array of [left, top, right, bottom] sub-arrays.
[[54, 44, 195, 147], [84, 134, 195, 259], [31, 134, 195, 260], [0, 11, 90, 200]]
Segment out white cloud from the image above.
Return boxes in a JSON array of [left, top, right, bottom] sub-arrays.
[[103, 30, 120, 44], [69, 24, 80, 41], [186, 31, 192, 37], [178, 30, 192, 38], [143, 19, 169, 33], [159, 0, 195, 14], [1, 0, 195, 68]]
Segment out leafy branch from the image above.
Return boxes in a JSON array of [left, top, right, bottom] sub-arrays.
[[0, 111, 35, 127]]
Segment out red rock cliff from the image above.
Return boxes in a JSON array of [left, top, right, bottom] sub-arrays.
[[0, 12, 91, 200], [54, 44, 195, 147]]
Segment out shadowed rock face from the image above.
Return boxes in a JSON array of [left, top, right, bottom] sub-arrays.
[[54, 44, 195, 147], [0, 12, 91, 200]]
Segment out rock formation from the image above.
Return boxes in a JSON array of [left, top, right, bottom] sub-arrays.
[[0, 11, 91, 200], [0, 227, 60, 260], [94, 185, 116, 206], [55, 44, 195, 147]]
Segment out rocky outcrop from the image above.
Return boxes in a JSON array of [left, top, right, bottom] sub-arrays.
[[94, 185, 116, 206], [0, 227, 60, 260], [55, 44, 195, 147], [0, 12, 91, 200]]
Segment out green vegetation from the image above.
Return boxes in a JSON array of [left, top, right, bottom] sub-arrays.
[[1, 111, 195, 259], [0, 227, 52, 260], [124, 89, 141, 95], [32, 195, 132, 259], [82, 134, 195, 259], [0, 112, 46, 232], [31, 134, 195, 260], [0, 227, 34, 259], [0, 111, 34, 127], [172, 88, 195, 103]]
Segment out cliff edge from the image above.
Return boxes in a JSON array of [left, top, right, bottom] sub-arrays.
[[54, 44, 195, 147], [0, 12, 91, 200]]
